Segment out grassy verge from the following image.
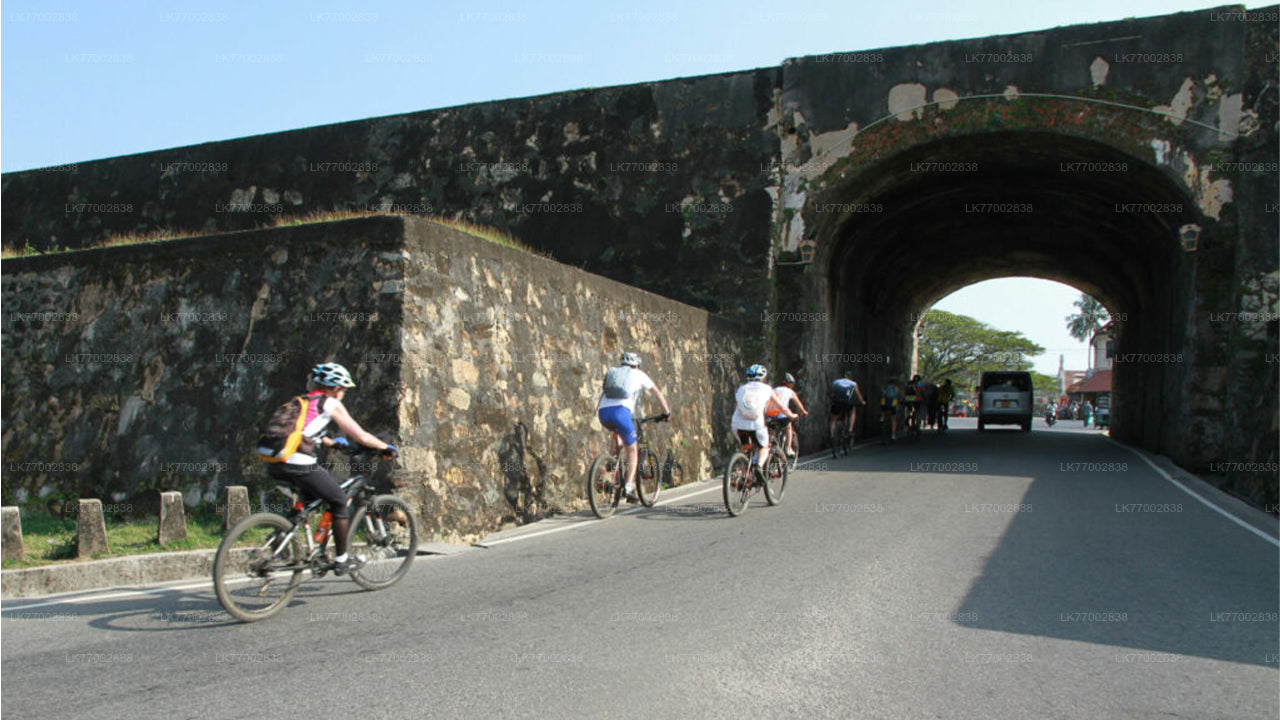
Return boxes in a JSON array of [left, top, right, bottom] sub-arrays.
[[1, 511, 227, 570]]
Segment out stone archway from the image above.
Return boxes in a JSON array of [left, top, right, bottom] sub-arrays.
[[776, 125, 1218, 464]]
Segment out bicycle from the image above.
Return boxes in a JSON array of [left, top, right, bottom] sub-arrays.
[[723, 421, 788, 517], [587, 415, 666, 519], [830, 416, 850, 459], [213, 444, 418, 623], [904, 401, 923, 441], [937, 402, 950, 433]]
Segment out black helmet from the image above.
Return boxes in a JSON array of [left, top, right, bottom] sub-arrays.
[[842, 369, 855, 379]]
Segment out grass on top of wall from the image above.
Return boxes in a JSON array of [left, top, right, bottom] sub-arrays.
[[1, 210, 540, 259]]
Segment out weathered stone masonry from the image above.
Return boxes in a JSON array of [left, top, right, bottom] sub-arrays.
[[1, 216, 743, 540], [1, 5, 1276, 504]]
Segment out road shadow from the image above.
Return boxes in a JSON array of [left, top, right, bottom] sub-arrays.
[[941, 434, 1278, 667], [629, 501, 727, 521], [1, 576, 368, 633]]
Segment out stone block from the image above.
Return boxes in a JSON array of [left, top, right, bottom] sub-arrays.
[[2, 507, 24, 562], [224, 486, 250, 531], [76, 499, 109, 558], [158, 491, 187, 545]]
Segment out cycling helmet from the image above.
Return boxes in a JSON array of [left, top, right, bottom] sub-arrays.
[[620, 352, 641, 368], [311, 362, 355, 388], [746, 364, 767, 380], [842, 369, 855, 379], [783, 373, 797, 385]]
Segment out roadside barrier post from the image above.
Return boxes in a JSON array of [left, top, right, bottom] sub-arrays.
[[76, 499, 109, 558], [224, 486, 250, 531], [158, 491, 188, 545], [1, 507, 23, 562]]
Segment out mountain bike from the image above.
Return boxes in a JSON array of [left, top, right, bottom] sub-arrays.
[[587, 415, 667, 519], [831, 416, 851, 459], [723, 421, 788, 517], [904, 401, 923, 441], [213, 445, 418, 623]]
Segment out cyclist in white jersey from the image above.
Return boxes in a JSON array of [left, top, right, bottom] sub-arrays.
[[259, 362, 397, 575], [766, 373, 809, 457], [596, 352, 671, 500], [731, 364, 798, 477]]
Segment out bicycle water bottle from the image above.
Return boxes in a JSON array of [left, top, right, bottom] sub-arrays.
[[314, 511, 332, 543]]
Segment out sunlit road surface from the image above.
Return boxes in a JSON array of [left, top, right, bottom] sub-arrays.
[[3, 418, 1277, 719]]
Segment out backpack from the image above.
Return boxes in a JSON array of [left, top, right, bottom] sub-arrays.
[[255, 395, 320, 463], [883, 384, 900, 401], [738, 385, 765, 421], [602, 366, 632, 400], [832, 380, 857, 403]]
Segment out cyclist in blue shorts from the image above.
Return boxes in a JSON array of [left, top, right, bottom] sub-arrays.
[[596, 352, 671, 500]]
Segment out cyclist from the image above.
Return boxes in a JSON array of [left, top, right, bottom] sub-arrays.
[[936, 378, 955, 430], [879, 377, 902, 442], [732, 365, 798, 480], [902, 374, 926, 431], [766, 373, 809, 458], [257, 362, 398, 575], [829, 370, 867, 447], [596, 352, 671, 501]]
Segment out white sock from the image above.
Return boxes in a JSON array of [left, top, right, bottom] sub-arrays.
[[334, 553, 348, 563]]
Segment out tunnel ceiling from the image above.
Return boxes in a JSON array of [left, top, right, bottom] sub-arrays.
[[822, 131, 1197, 317]]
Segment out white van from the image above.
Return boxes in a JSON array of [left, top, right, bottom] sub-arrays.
[[977, 371, 1033, 431]]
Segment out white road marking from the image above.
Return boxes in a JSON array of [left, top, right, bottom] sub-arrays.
[[1106, 437, 1279, 548], [1, 580, 214, 612]]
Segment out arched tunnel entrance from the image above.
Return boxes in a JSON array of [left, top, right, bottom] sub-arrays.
[[783, 130, 1202, 455]]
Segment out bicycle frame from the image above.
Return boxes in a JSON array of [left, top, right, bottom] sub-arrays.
[[269, 474, 368, 566]]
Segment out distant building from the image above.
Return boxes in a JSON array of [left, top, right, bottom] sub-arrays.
[[1091, 321, 1116, 371]]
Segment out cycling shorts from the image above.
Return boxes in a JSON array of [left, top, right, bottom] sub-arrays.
[[830, 401, 854, 417], [267, 463, 351, 519], [737, 428, 769, 450], [598, 405, 639, 445]]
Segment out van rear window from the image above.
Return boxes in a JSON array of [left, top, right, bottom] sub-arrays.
[[981, 373, 1031, 392]]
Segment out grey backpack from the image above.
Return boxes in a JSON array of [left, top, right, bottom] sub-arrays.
[[602, 366, 632, 399]]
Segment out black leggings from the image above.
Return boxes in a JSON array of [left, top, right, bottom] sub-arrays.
[[267, 464, 350, 519]]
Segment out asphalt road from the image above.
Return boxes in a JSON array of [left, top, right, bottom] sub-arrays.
[[3, 419, 1277, 719]]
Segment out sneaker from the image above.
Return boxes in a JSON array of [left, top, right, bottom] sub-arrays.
[[623, 485, 639, 503], [332, 555, 366, 576], [786, 449, 796, 458]]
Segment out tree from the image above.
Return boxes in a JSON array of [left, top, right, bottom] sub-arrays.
[[1031, 372, 1062, 407], [1065, 293, 1109, 340], [917, 310, 1045, 388]]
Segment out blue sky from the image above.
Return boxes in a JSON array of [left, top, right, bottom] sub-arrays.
[[2, 0, 1227, 373]]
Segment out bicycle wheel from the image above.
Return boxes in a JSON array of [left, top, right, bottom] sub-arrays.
[[636, 449, 661, 507], [348, 495, 418, 591], [588, 453, 621, 519], [831, 427, 840, 459], [841, 425, 852, 456], [213, 512, 307, 623], [763, 448, 788, 505], [723, 453, 752, 517]]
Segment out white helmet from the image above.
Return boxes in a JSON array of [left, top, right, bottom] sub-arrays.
[[311, 362, 355, 388], [620, 352, 641, 368]]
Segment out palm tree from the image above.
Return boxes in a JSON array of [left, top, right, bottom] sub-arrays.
[[1065, 294, 1109, 369]]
